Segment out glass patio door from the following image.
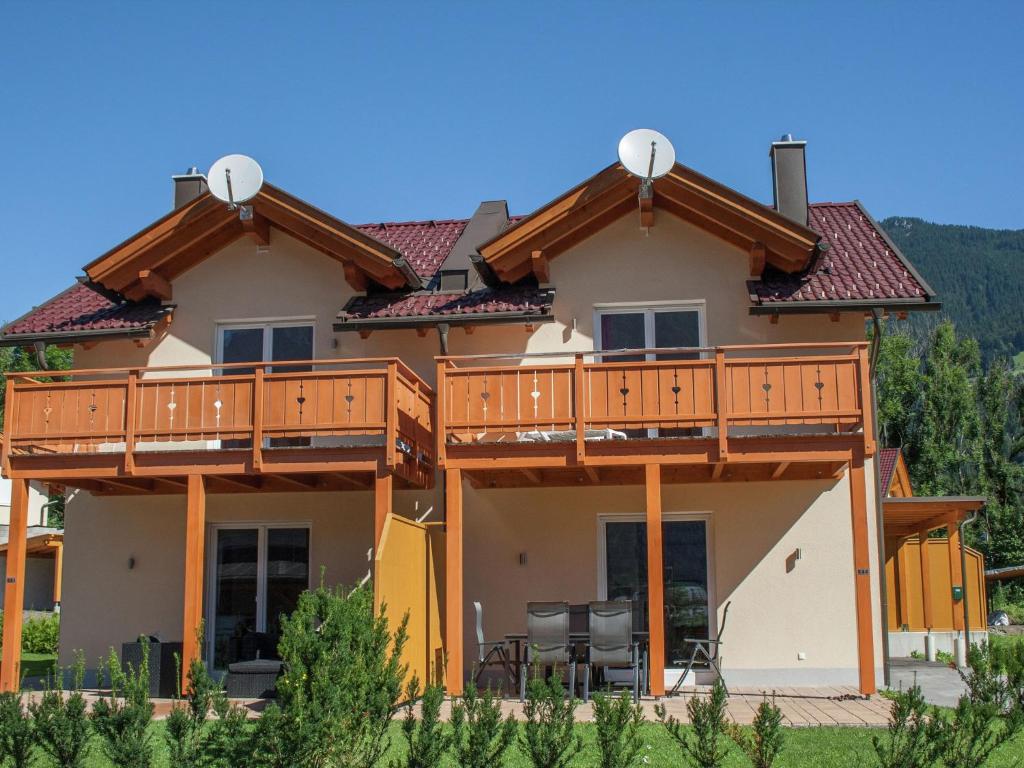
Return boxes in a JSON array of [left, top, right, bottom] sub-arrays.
[[209, 525, 310, 670], [602, 518, 711, 674]]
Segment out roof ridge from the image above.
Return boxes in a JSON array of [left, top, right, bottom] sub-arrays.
[[355, 217, 470, 228]]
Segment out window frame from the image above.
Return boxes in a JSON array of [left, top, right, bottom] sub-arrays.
[[214, 317, 317, 372], [592, 301, 707, 360]]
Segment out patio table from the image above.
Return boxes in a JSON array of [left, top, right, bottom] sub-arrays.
[[503, 631, 649, 693]]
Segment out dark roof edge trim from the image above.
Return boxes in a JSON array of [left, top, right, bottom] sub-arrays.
[[853, 200, 938, 300], [334, 311, 555, 333], [0, 325, 158, 348], [749, 299, 942, 316]]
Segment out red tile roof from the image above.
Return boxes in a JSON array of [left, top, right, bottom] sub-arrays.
[[879, 447, 901, 496], [748, 202, 934, 306], [354, 219, 468, 279], [340, 286, 553, 322], [1, 281, 171, 340]]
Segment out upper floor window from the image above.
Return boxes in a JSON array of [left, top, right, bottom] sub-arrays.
[[594, 303, 705, 362], [216, 320, 314, 374]]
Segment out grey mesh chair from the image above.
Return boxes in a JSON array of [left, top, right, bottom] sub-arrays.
[[670, 600, 731, 696], [520, 601, 575, 701], [473, 601, 514, 692], [582, 601, 640, 701]]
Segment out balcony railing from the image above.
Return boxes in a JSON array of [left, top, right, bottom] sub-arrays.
[[2, 358, 434, 479], [436, 342, 873, 463]]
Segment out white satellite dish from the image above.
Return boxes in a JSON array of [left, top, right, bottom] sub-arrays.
[[207, 154, 264, 207], [618, 129, 676, 181]]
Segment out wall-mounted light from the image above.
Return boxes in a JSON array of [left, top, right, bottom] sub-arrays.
[[519, 553, 528, 566], [128, 556, 136, 570]]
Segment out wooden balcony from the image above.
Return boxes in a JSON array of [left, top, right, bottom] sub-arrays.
[[436, 342, 875, 486], [1, 358, 434, 492]]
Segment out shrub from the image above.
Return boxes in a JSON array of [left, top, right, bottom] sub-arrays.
[[0, 691, 35, 768], [726, 693, 784, 768], [932, 695, 1016, 768], [657, 678, 730, 768], [519, 673, 581, 768], [29, 652, 91, 768], [90, 640, 154, 768], [21, 615, 59, 656], [164, 645, 221, 768], [450, 684, 517, 768], [393, 677, 450, 768], [591, 691, 646, 768], [871, 684, 939, 768], [271, 579, 409, 768]]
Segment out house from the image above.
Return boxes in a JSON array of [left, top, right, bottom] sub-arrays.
[[0, 472, 63, 612], [0, 135, 950, 696], [879, 448, 987, 661]]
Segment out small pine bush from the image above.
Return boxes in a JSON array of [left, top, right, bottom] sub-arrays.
[[393, 677, 450, 768], [0, 691, 35, 768], [726, 693, 784, 768], [29, 652, 91, 768], [450, 684, 517, 768], [591, 691, 646, 768], [90, 640, 155, 768], [657, 678, 730, 768]]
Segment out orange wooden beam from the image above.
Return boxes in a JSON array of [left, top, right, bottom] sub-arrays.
[[181, 475, 207, 693], [241, 212, 271, 246], [531, 250, 549, 283], [896, 541, 911, 629], [0, 479, 28, 691], [645, 464, 665, 696], [374, 465, 392, 553], [749, 242, 766, 276], [52, 540, 64, 607], [639, 194, 654, 228], [918, 529, 934, 630], [947, 521, 964, 632], [444, 468, 464, 695], [848, 450, 876, 695]]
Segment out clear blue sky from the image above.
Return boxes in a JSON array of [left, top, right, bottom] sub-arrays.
[[2, 1, 1022, 321]]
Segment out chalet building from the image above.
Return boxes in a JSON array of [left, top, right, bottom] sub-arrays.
[[1, 135, 969, 697]]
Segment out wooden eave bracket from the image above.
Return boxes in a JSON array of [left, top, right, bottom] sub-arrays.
[[240, 211, 271, 246], [122, 269, 173, 302], [749, 242, 766, 277], [531, 250, 549, 283], [639, 193, 654, 228], [343, 262, 369, 292]]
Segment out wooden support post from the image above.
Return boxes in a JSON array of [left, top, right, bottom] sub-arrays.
[[574, 354, 586, 463], [374, 465, 392, 553], [252, 368, 265, 471], [181, 475, 207, 693], [124, 370, 138, 474], [947, 518, 964, 632], [918, 528, 933, 630], [714, 349, 728, 462], [895, 540, 911, 629], [0, 479, 29, 691], [848, 450, 877, 695], [385, 361, 399, 468], [52, 541, 64, 607], [858, 346, 876, 456], [645, 464, 665, 697], [445, 468, 464, 695], [2, 379, 17, 477]]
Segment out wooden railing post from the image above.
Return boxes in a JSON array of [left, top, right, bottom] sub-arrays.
[[252, 368, 264, 471], [574, 353, 585, 463], [857, 346, 876, 456], [714, 349, 729, 462], [124, 369, 138, 475], [1, 378, 14, 476], [435, 361, 447, 469], [386, 361, 399, 468]]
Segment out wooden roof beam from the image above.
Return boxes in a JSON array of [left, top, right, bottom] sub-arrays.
[[639, 193, 654, 228], [241, 211, 271, 246], [123, 269, 172, 302], [343, 262, 369, 292], [531, 250, 549, 283], [749, 242, 766, 277]]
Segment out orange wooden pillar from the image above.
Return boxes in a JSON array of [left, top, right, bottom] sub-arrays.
[[895, 540, 911, 629], [444, 468, 464, 695], [917, 529, 933, 630], [848, 450, 876, 695], [52, 541, 64, 608], [181, 475, 207, 692], [374, 465, 392, 553], [947, 518, 964, 632], [0, 478, 29, 691], [645, 464, 666, 696]]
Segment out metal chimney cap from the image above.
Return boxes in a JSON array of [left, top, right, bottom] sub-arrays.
[[171, 166, 206, 180]]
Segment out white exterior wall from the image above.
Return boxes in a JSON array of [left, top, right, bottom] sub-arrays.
[[59, 208, 884, 687]]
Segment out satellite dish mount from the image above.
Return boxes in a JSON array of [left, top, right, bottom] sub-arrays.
[[617, 129, 676, 228]]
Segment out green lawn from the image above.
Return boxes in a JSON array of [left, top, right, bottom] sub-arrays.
[[988, 631, 1024, 655], [64, 721, 1024, 768]]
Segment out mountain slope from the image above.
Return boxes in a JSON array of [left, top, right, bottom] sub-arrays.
[[880, 216, 1024, 363]]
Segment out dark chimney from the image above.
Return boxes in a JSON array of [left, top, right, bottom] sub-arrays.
[[769, 135, 808, 226], [172, 167, 208, 209]]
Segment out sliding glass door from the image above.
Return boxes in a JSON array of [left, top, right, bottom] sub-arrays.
[[601, 517, 711, 674], [209, 525, 310, 670]]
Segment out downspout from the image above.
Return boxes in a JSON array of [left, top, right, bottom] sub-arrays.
[[959, 509, 981, 655], [32, 342, 49, 371], [868, 309, 892, 687]]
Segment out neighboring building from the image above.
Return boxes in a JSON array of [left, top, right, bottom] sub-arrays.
[[0, 135, 957, 695], [0, 473, 62, 612], [879, 448, 987, 660]]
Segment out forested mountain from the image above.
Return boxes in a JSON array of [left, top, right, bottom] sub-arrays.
[[880, 216, 1024, 364]]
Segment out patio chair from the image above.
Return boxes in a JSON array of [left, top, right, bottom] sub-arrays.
[[582, 600, 640, 702], [520, 601, 575, 701], [670, 600, 731, 696], [473, 601, 514, 692]]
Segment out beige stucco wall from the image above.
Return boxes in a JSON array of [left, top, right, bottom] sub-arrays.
[[60, 207, 884, 687]]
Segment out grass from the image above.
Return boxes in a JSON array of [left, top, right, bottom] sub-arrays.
[[58, 721, 1024, 768], [21, 652, 57, 678], [988, 631, 1024, 655]]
